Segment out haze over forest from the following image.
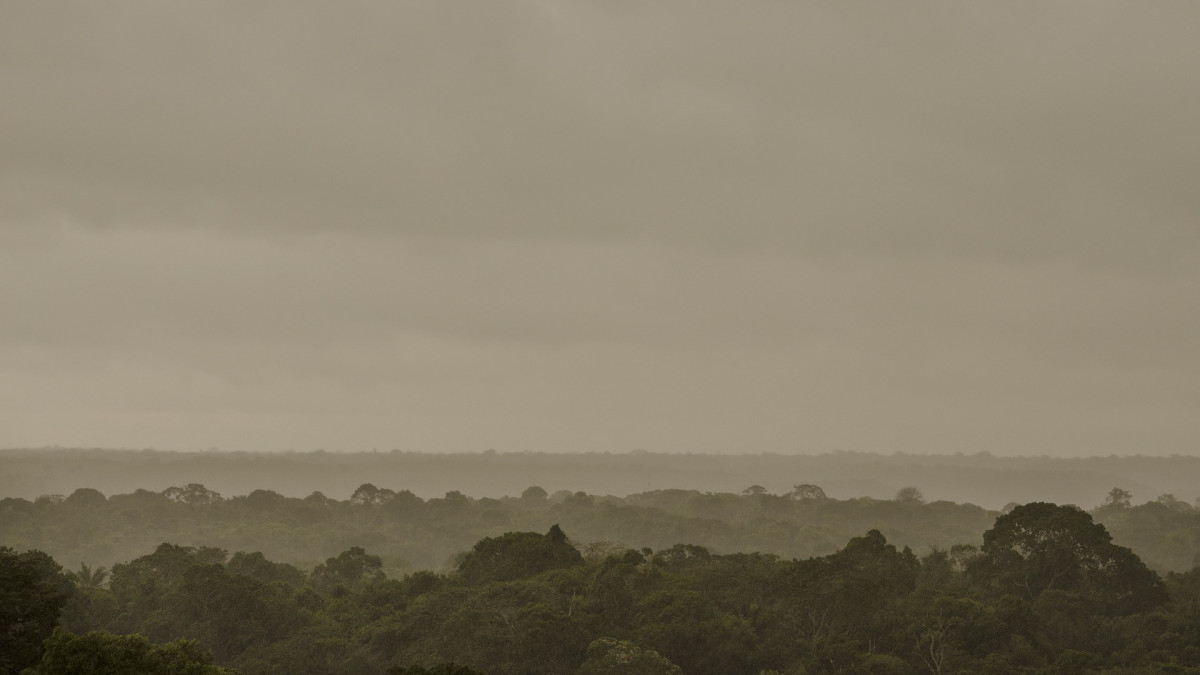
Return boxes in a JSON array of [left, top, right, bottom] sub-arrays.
[[5, 448, 1200, 513], [7, 5, 1200, 674], [3, 2, 1200, 457]]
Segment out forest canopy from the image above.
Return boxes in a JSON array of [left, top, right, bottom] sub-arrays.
[[4, 478, 1199, 577], [4, 503, 1200, 674]]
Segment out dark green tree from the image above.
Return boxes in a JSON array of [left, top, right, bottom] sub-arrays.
[[520, 486, 548, 502], [577, 637, 682, 674], [388, 664, 485, 675], [64, 488, 108, 509], [71, 562, 111, 589], [968, 502, 1166, 613], [895, 486, 926, 504], [27, 630, 235, 675], [437, 578, 589, 674], [1103, 487, 1133, 509], [0, 547, 75, 674], [350, 483, 397, 506], [161, 484, 223, 506], [311, 547, 386, 592], [226, 551, 307, 589], [455, 526, 584, 584], [108, 544, 227, 635], [633, 589, 754, 675], [787, 484, 827, 500]]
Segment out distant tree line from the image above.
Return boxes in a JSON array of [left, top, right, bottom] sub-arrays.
[[3, 481, 1199, 577], [7, 448, 1200, 512]]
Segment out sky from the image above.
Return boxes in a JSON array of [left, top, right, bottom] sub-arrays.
[[2, 1, 1198, 456]]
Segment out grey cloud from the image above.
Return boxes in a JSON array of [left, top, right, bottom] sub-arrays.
[[4, 2, 1198, 266], [3, 230, 1197, 420], [7, 227, 1195, 362], [3, 2, 1199, 455]]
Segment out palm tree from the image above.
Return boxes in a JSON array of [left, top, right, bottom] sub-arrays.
[[72, 562, 110, 589]]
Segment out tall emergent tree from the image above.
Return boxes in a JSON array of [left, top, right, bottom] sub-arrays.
[[968, 502, 1166, 612]]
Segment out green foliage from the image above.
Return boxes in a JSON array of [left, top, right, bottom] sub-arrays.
[[454, 525, 584, 584], [969, 502, 1167, 613], [311, 546, 386, 592], [9, 492, 1200, 675], [104, 543, 305, 667], [633, 589, 755, 674], [0, 547, 75, 674], [387, 664, 485, 675], [226, 551, 307, 589], [71, 562, 111, 588], [0, 479, 1015, 576], [577, 637, 682, 674], [1105, 487, 1134, 509], [108, 544, 228, 635], [27, 630, 235, 675], [1096, 499, 1200, 572], [350, 484, 397, 506], [787, 483, 827, 500], [162, 484, 224, 506], [439, 579, 589, 674], [65, 487, 109, 509]]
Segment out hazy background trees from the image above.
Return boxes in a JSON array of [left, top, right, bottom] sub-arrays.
[[6, 448, 1200, 511]]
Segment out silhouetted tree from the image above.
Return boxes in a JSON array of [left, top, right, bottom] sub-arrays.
[[521, 486, 548, 501], [788, 484, 827, 500], [1103, 487, 1132, 508], [895, 487, 926, 504], [70, 563, 109, 589]]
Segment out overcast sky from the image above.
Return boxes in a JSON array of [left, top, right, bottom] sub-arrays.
[[2, 2, 1198, 455]]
